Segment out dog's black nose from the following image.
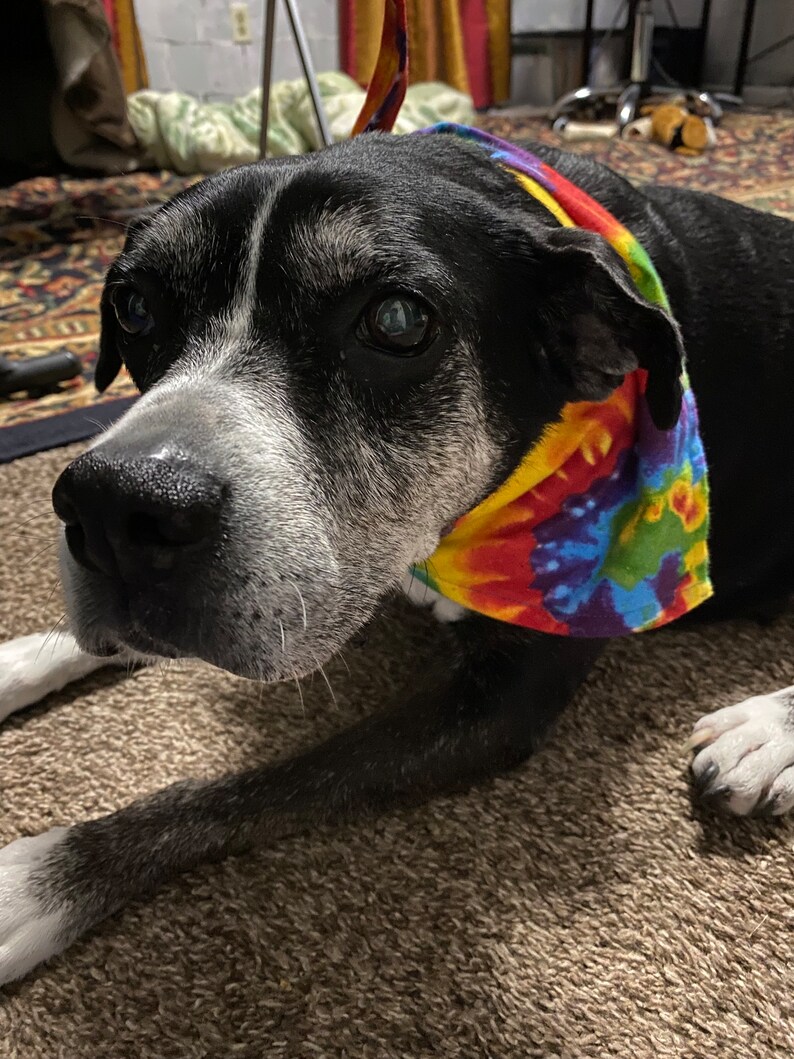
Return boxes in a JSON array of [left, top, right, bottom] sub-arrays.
[[53, 452, 227, 578]]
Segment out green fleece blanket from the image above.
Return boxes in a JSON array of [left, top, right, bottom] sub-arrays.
[[128, 71, 474, 175]]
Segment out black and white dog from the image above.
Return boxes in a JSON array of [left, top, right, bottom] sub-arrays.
[[1, 133, 793, 985]]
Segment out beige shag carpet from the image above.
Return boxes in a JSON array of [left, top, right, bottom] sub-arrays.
[[1, 443, 793, 1058]]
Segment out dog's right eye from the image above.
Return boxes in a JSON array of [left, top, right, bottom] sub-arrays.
[[358, 294, 436, 356], [335, 289, 448, 389], [112, 287, 155, 337]]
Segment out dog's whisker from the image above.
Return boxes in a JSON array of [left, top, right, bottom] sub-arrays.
[[36, 617, 63, 660], [44, 578, 63, 608], [23, 543, 58, 569], [75, 214, 129, 230], [317, 662, 339, 710], [278, 620, 286, 656], [301, 646, 339, 709], [158, 659, 170, 689], [47, 618, 70, 661], [291, 669, 306, 716], [425, 558, 442, 588], [35, 614, 67, 664], [14, 510, 55, 530], [410, 562, 431, 605], [84, 417, 115, 436], [291, 582, 308, 631]]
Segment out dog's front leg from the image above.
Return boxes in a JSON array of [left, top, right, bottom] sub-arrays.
[[0, 632, 117, 724], [0, 620, 603, 985]]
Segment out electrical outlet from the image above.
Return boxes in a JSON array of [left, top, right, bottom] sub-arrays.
[[230, 2, 252, 44]]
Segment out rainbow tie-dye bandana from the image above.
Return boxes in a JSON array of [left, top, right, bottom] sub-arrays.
[[406, 124, 712, 637]]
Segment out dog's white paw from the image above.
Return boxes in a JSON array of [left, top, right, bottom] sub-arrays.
[[0, 632, 106, 724], [0, 828, 71, 986], [690, 691, 794, 815]]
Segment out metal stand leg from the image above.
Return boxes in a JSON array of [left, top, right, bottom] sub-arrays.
[[282, 0, 333, 149], [629, 0, 653, 84], [581, 0, 595, 84], [614, 0, 651, 126], [616, 82, 642, 127], [259, 0, 333, 159], [733, 0, 758, 98], [259, 0, 277, 157]]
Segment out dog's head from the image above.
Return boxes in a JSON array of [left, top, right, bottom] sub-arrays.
[[54, 134, 683, 679]]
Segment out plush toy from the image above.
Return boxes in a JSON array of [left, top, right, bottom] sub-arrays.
[[624, 102, 716, 155]]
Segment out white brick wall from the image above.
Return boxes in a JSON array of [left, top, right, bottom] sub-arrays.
[[137, 0, 793, 104], [137, 0, 339, 102]]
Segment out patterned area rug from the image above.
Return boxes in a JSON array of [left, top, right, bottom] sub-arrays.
[[480, 109, 794, 217], [0, 111, 792, 462], [0, 172, 192, 461]]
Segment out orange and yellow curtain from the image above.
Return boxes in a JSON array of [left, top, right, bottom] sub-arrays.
[[102, 0, 148, 93], [339, 0, 511, 110]]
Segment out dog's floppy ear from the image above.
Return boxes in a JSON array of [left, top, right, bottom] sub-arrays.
[[534, 226, 684, 430], [94, 214, 154, 393], [95, 294, 122, 393]]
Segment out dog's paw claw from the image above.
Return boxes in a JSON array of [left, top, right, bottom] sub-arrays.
[[684, 726, 714, 752], [749, 794, 780, 819], [693, 760, 720, 792], [690, 693, 794, 816]]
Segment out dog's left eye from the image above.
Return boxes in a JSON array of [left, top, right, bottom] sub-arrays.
[[359, 294, 434, 355], [112, 287, 154, 337]]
